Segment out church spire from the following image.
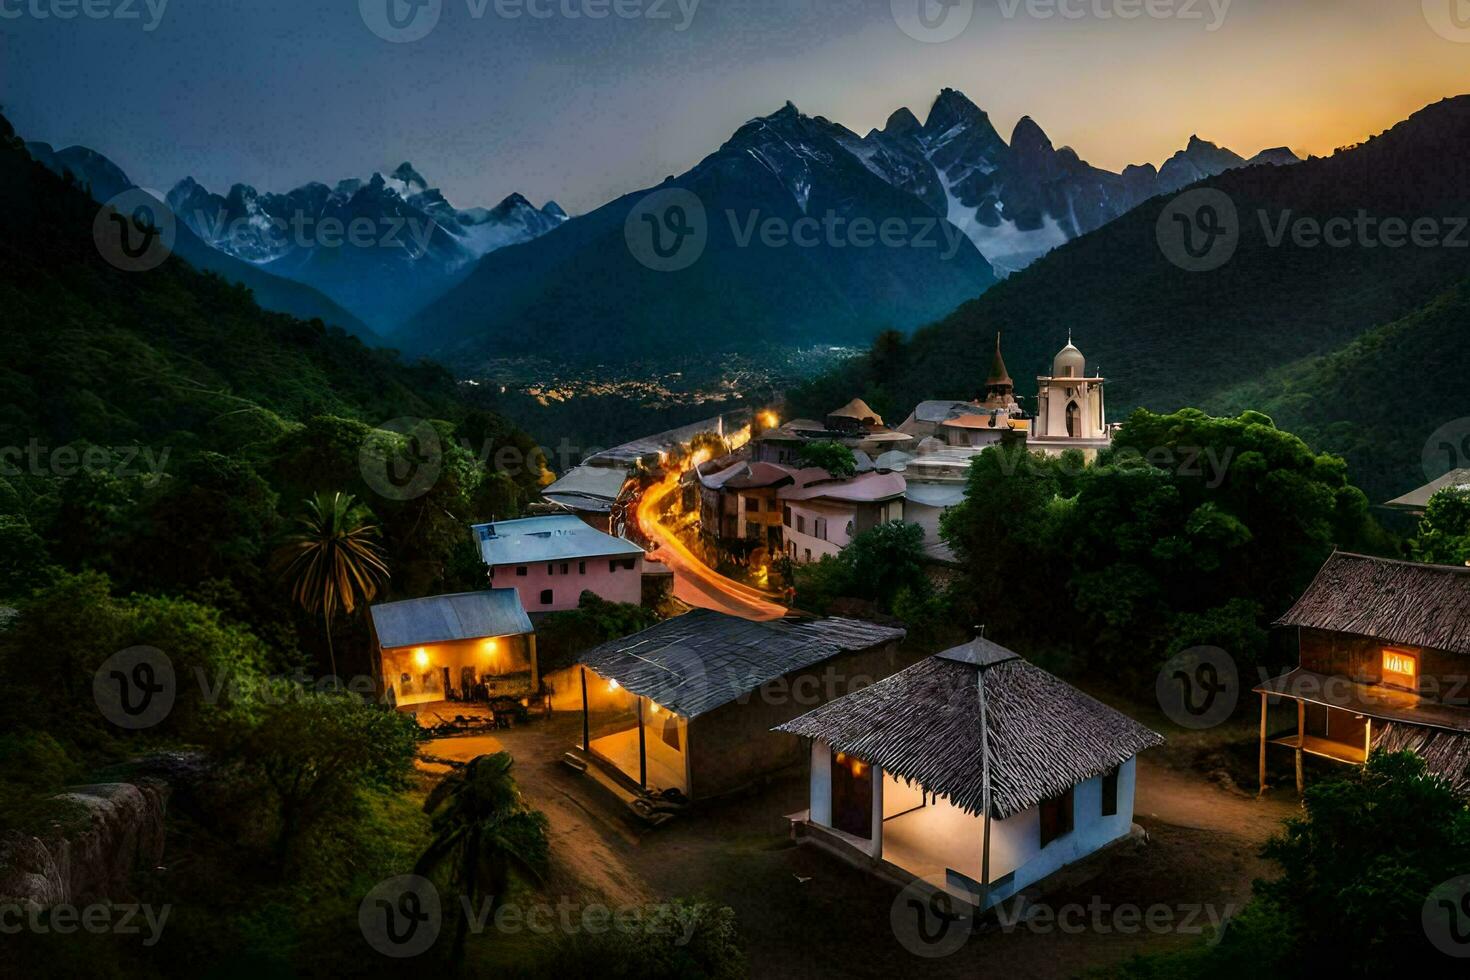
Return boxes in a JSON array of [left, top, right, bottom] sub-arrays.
[[986, 331, 1012, 389]]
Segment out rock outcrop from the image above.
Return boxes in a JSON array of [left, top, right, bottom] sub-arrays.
[[0, 781, 168, 906]]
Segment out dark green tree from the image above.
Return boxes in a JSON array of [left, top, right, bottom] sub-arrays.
[[416, 752, 550, 961], [1412, 486, 1470, 566], [796, 440, 857, 478]]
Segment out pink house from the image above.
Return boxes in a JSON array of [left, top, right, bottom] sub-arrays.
[[474, 515, 646, 612]]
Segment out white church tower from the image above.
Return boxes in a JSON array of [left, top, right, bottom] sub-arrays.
[[1031, 334, 1110, 456]]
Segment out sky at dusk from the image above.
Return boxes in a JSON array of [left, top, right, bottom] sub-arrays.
[[3, 0, 1468, 214]]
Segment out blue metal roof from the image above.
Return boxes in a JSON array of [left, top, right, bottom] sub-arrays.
[[471, 515, 643, 565], [370, 590, 533, 649]]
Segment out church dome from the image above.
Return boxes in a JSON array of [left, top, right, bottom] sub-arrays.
[[1052, 339, 1085, 378]]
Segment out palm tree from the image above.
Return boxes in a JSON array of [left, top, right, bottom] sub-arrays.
[[275, 491, 391, 680], [416, 752, 549, 960]]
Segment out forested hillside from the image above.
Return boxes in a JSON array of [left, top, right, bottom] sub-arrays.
[[790, 96, 1470, 504]]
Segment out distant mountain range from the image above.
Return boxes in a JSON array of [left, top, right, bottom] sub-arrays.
[[166, 165, 565, 332], [25, 89, 1300, 366], [397, 90, 1299, 368], [792, 95, 1470, 502], [26, 141, 379, 341], [397, 101, 1000, 369], [831, 88, 1299, 274]]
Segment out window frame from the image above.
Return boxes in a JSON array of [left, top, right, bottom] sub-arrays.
[[1039, 786, 1074, 847]]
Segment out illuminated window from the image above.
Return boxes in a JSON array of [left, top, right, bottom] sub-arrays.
[[1381, 648, 1418, 690]]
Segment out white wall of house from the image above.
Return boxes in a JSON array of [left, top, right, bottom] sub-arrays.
[[803, 745, 1139, 909], [882, 770, 926, 818], [983, 756, 1138, 907], [782, 500, 853, 563], [809, 740, 832, 825]]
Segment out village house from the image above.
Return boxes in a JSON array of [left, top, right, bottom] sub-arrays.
[[692, 459, 826, 554], [565, 609, 906, 801], [369, 590, 538, 708], [1256, 551, 1470, 795], [473, 514, 646, 612], [776, 636, 1164, 907], [539, 460, 633, 533], [752, 398, 914, 466], [779, 470, 907, 563], [1382, 468, 1470, 517]]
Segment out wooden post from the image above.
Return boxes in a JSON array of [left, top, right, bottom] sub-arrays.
[[1295, 700, 1305, 796], [1258, 692, 1268, 795], [580, 668, 589, 751], [1363, 717, 1372, 766], [979, 666, 992, 906], [637, 696, 647, 789]]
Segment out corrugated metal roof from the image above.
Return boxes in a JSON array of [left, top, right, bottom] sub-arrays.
[[371, 590, 533, 649], [578, 609, 905, 718], [543, 464, 631, 504], [472, 515, 643, 565], [586, 412, 749, 465]]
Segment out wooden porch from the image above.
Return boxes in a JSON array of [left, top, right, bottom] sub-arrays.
[[1256, 690, 1374, 795]]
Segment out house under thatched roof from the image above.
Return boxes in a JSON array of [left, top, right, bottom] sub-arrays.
[[775, 637, 1164, 820], [578, 608, 905, 718], [1273, 551, 1470, 656]]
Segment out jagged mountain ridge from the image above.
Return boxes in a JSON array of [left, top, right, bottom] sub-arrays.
[[399, 100, 998, 366], [166, 165, 565, 332], [836, 89, 1299, 274]]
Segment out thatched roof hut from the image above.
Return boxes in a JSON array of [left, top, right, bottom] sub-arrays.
[[776, 637, 1164, 819], [1274, 551, 1470, 657]]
